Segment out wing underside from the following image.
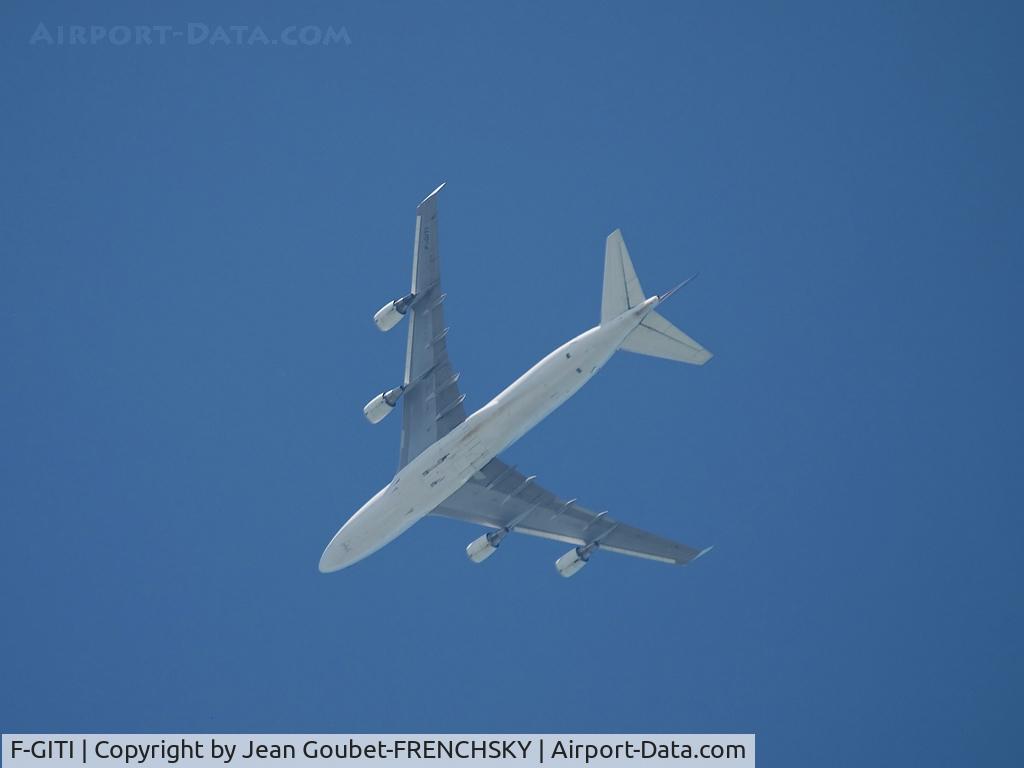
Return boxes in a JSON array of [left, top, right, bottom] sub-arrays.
[[432, 457, 708, 565], [398, 184, 468, 469]]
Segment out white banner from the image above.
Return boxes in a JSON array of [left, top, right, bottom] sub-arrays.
[[3, 735, 753, 768]]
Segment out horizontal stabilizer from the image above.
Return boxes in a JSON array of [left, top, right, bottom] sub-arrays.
[[621, 310, 712, 365]]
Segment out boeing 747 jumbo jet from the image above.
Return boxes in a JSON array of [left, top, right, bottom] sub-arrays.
[[320, 184, 714, 577]]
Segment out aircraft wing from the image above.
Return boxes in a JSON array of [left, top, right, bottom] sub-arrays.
[[432, 457, 709, 565], [398, 183, 468, 469]]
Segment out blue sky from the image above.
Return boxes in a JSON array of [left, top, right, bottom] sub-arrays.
[[2, 2, 1021, 765]]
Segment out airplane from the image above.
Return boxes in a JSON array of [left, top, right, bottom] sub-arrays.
[[319, 183, 714, 577]]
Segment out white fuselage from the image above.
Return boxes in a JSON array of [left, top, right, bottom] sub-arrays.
[[318, 297, 659, 572]]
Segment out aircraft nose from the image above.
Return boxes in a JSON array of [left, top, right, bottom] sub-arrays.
[[318, 540, 349, 573], [318, 485, 396, 573], [318, 521, 359, 573]]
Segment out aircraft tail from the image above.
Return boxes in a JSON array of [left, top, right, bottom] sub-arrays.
[[601, 229, 647, 323], [601, 229, 713, 365]]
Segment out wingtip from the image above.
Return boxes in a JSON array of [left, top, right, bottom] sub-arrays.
[[695, 545, 714, 561], [418, 181, 447, 207]]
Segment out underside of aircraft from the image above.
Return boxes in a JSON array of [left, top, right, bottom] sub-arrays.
[[320, 184, 714, 576]]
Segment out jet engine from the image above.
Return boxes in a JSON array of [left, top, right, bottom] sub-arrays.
[[373, 293, 415, 332], [555, 543, 597, 578], [466, 529, 509, 563], [363, 386, 405, 424]]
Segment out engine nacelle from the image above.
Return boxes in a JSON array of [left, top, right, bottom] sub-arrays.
[[466, 535, 497, 563], [555, 543, 596, 578], [373, 293, 415, 332], [363, 386, 404, 424], [466, 529, 508, 563]]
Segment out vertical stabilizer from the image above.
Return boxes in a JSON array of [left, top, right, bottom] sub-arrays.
[[601, 229, 647, 323]]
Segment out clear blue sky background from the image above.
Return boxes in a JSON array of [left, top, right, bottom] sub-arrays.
[[2, 2, 1021, 765]]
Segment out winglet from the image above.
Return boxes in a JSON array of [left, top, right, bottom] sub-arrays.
[[418, 181, 447, 208], [691, 545, 714, 562]]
